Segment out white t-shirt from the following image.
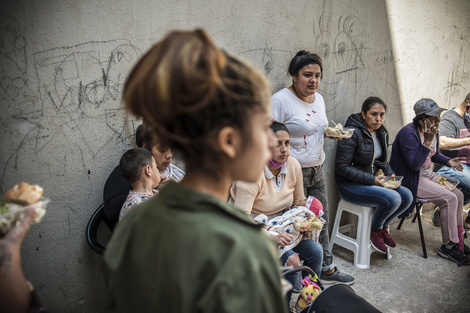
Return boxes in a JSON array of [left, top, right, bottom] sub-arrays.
[[271, 88, 328, 167], [160, 163, 185, 181]]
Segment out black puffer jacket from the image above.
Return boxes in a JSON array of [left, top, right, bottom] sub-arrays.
[[335, 113, 394, 185]]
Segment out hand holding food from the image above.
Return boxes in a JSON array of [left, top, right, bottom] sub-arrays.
[[0, 182, 48, 235]]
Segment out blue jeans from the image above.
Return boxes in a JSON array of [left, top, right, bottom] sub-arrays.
[[337, 182, 413, 231], [302, 166, 333, 272], [280, 239, 323, 306], [437, 164, 470, 205]]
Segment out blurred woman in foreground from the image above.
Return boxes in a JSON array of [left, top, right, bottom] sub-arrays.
[[104, 29, 287, 312]]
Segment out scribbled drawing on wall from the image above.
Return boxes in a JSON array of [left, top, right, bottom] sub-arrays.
[[239, 46, 294, 92], [313, 14, 367, 111], [444, 43, 470, 107], [34, 40, 140, 114], [0, 38, 141, 192], [212, 30, 293, 91]]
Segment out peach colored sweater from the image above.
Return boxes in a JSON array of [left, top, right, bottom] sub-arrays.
[[231, 156, 304, 216]]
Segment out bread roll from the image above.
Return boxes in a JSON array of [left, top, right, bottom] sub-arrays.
[[3, 182, 44, 205]]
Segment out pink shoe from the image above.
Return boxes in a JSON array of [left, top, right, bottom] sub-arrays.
[[370, 230, 387, 253], [381, 227, 396, 248]]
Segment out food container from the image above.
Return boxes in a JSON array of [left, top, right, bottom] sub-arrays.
[[436, 176, 460, 191], [0, 198, 49, 235], [325, 127, 354, 139], [380, 176, 403, 189]]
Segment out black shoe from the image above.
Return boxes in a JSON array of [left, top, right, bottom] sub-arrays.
[[438, 245, 470, 264]]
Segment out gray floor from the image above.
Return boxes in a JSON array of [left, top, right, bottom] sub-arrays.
[[330, 204, 470, 313]]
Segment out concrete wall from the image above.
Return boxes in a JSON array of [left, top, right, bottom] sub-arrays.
[[0, 0, 468, 311], [386, 0, 470, 119]]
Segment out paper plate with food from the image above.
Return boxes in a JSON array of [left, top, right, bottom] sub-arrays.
[[379, 176, 403, 189], [436, 176, 459, 191], [0, 182, 49, 235], [325, 122, 354, 139]]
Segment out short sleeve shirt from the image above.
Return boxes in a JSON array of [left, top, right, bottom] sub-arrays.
[[271, 88, 328, 167], [439, 109, 470, 163]]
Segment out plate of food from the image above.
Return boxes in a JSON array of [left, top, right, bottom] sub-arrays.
[[325, 122, 354, 139], [0, 182, 48, 235], [436, 176, 459, 191], [379, 176, 403, 189]]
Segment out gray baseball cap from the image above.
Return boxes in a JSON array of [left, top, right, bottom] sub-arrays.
[[413, 98, 446, 116]]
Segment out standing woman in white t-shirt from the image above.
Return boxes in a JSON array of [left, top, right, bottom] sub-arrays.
[[271, 50, 354, 285]]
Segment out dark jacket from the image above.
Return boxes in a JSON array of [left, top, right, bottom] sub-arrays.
[[390, 122, 450, 215], [103, 165, 132, 228], [335, 113, 393, 185]]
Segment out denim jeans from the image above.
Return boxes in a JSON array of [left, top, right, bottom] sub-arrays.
[[302, 166, 333, 272], [280, 239, 323, 306], [337, 181, 413, 231], [437, 164, 470, 205]]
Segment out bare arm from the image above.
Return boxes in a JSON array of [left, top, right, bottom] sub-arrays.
[[439, 135, 470, 149], [0, 209, 34, 313]]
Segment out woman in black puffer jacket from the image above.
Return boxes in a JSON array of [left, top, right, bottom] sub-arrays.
[[335, 96, 413, 253]]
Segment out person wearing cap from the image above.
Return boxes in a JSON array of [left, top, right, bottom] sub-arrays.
[[435, 93, 470, 218], [390, 98, 469, 264]]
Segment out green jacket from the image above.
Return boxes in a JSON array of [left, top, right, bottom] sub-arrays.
[[105, 181, 287, 313]]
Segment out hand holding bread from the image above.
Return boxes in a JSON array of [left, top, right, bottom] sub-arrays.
[[0, 182, 48, 235]]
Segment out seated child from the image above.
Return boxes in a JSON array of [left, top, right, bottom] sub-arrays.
[[119, 148, 161, 220], [139, 124, 185, 186], [103, 124, 185, 227]]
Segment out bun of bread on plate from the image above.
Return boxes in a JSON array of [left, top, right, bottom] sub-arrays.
[[0, 182, 49, 235]]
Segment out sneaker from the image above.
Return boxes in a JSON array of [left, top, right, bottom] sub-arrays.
[[370, 230, 387, 253], [320, 267, 355, 286], [381, 227, 396, 248], [432, 206, 441, 227], [438, 245, 470, 264]]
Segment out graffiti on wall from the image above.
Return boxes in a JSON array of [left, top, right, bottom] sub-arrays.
[[0, 23, 142, 191]]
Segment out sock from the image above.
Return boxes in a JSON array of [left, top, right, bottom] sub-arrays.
[[445, 244, 455, 249]]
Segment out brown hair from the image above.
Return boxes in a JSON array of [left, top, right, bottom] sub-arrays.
[[123, 29, 270, 174], [119, 148, 153, 184]]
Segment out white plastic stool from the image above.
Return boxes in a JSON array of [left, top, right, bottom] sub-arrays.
[[330, 199, 391, 269]]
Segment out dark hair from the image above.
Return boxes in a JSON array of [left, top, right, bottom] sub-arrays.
[[270, 121, 290, 135], [288, 50, 323, 78], [135, 124, 144, 148], [139, 123, 155, 151], [123, 29, 270, 175], [361, 96, 387, 114], [119, 148, 153, 184], [413, 113, 431, 126]]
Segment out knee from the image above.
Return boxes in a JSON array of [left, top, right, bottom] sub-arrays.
[[304, 240, 324, 261], [285, 253, 301, 268]]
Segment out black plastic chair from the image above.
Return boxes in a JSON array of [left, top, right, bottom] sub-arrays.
[[86, 203, 113, 255]]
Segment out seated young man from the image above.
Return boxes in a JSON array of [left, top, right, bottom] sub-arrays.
[[119, 148, 160, 220], [435, 93, 470, 226]]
